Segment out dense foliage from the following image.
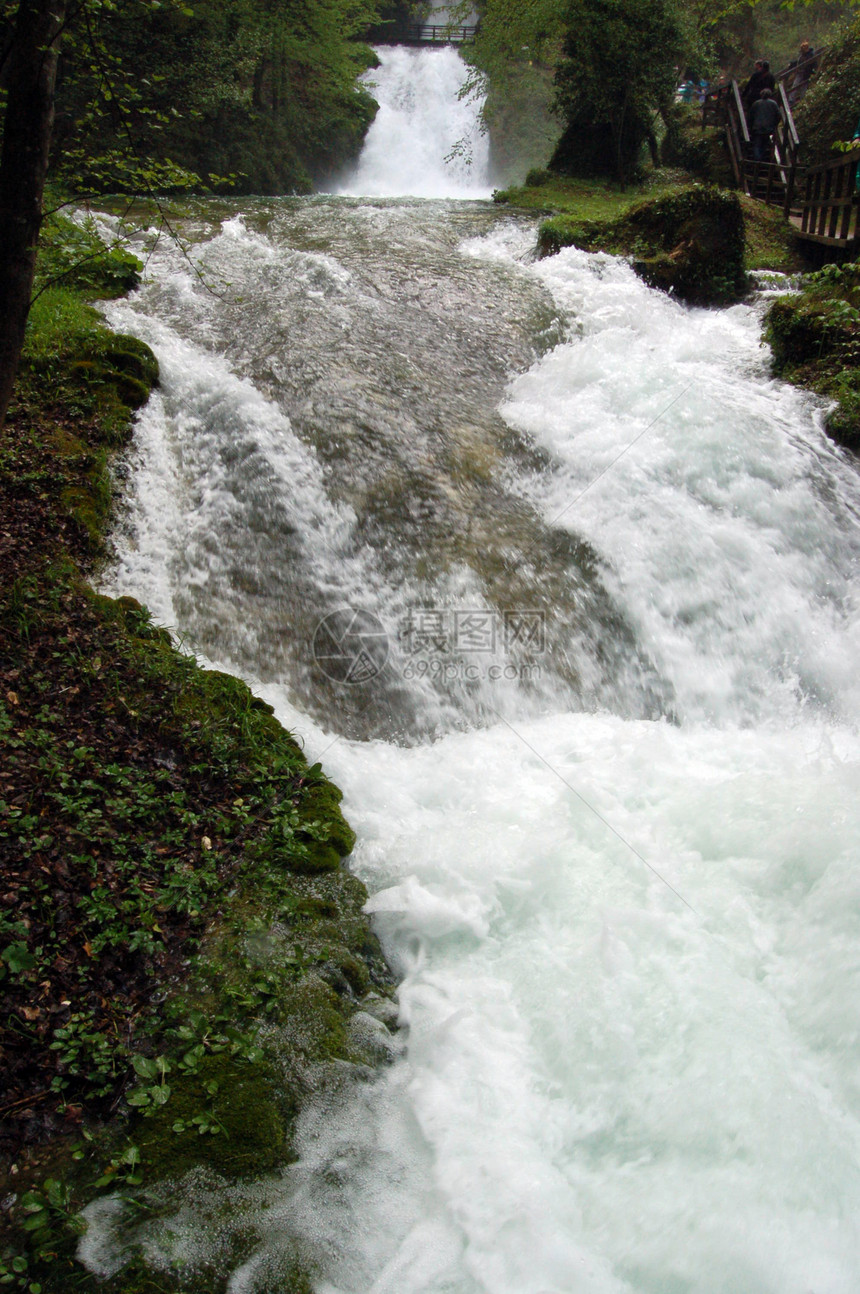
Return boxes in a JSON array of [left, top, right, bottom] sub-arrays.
[[551, 0, 689, 181], [794, 15, 860, 165], [44, 0, 383, 194]]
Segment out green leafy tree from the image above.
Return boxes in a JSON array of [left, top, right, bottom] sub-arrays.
[[551, 0, 689, 183], [0, 0, 382, 430], [53, 0, 382, 194]]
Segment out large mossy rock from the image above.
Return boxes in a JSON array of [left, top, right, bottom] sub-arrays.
[[628, 187, 747, 304], [766, 286, 860, 451], [538, 185, 748, 305]]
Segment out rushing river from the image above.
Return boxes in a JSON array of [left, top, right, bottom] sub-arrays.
[[92, 43, 860, 1294]]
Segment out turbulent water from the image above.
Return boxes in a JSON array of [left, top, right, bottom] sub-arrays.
[[91, 44, 860, 1294]]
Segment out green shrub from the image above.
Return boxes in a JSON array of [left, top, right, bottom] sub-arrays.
[[36, 213, 142, 298]]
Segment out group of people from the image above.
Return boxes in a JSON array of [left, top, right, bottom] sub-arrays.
[[741, 41, 817, 163]]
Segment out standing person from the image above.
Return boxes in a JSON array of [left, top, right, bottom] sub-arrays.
[[748, 87, 781, 161], [788, 40, 818, 104], [742, 59, 776, 112]]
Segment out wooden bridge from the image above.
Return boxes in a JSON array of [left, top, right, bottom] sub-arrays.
[[702, 54, 859, 258]]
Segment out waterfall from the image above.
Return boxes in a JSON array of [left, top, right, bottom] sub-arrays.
[[86, 70, 860, 1291], [335, 45, 491, 199]]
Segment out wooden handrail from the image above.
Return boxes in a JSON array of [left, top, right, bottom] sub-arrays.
[[776, 81, 799, 149], [731, 80, 750, 144], [397, 23, 478, 44], [703, 57, 858, 251], [806, 146, 860, 177], [774, 45, 827, 85]]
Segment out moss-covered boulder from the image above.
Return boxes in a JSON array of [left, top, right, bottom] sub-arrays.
[[765, 271, 860, 451], [629, 187, 747, 304], [538, 185, 748, 305]]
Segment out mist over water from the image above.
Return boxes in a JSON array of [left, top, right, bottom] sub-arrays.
[[92, 46, 860, 1294]]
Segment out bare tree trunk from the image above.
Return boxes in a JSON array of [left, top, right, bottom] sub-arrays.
[[0, 0, 66, 431]]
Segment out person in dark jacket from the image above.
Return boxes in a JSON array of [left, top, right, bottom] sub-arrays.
[[749, 88, 782, 161], [743, 59, 776, 111]]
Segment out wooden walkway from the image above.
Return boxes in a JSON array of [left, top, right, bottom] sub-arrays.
[[702, 60, 859, 259], [380, 23, 478, 46]]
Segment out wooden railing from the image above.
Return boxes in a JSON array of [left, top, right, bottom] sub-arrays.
[[703, 78, 804, 214], [774, 45, 826, 105], [701, 56, 859, 254], [397, 23, 478, 44], [800, 153, 860, 246]]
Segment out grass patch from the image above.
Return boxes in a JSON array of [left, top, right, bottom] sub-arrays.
[[739, 195, 807, 273], [493, 168, 696, 221]]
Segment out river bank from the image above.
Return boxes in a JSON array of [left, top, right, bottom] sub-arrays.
[[0, 218, 395, 1294], [496, 170, 860, 448]]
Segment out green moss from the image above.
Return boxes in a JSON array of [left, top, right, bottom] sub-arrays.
[[765, 282, 860, 450], [134, 1054, 289, 1182], [1, 218, 395, 1294]]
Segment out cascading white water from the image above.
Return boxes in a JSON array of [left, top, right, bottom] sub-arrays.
[[335, 45, 491, 198], [86, 49, 860, 1294]]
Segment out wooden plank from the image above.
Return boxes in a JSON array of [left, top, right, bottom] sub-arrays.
[[788, 214, 858, 247], [731, 80, 750, 144], [776, 82, 800, 150]]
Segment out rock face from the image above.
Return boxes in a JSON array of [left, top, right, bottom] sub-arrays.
[[629, 188, 747, 304], [766, 286, 860, 451], [539, 185, 748, 306]]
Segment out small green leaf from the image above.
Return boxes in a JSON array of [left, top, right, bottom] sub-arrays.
[[21, 1216, 48, 1233], [132, 1055, 158, 1080], [2, 943, 36, 973]]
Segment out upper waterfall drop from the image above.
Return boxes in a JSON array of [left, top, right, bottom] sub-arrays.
[[336, 45, 492, 199]]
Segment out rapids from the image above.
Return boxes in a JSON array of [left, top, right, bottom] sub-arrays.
[[91, 45, 860, 1294]]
